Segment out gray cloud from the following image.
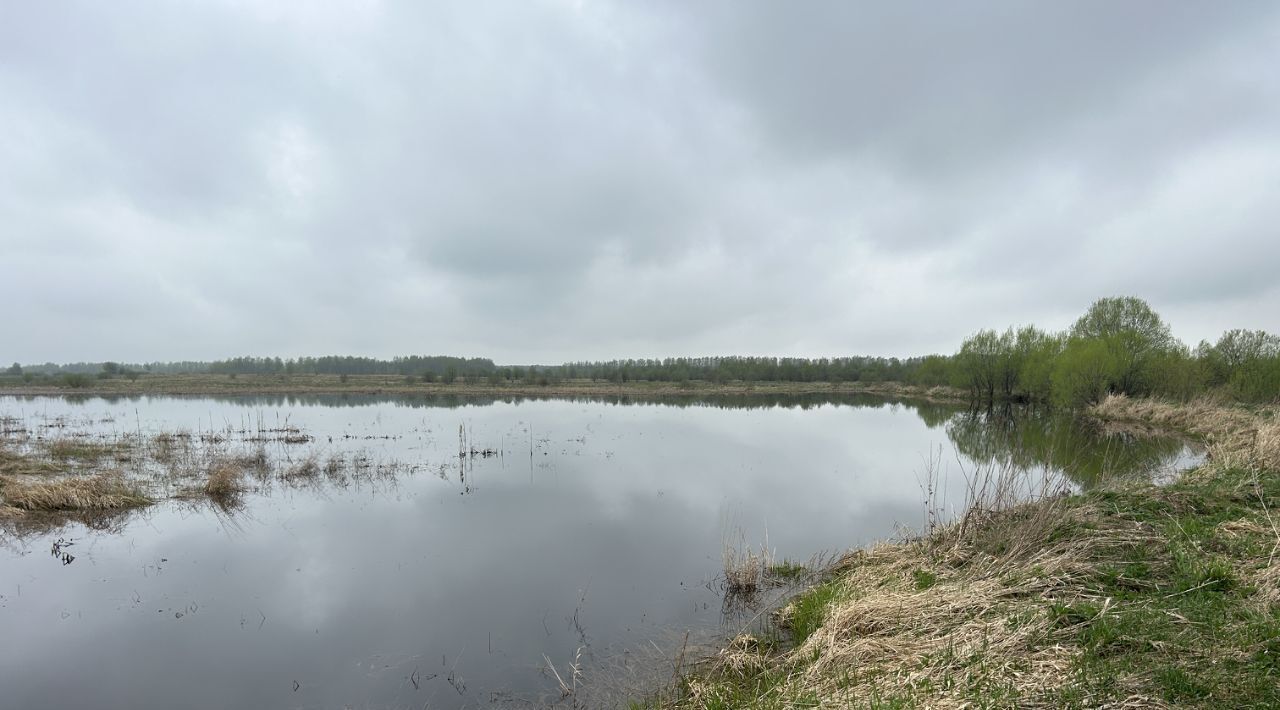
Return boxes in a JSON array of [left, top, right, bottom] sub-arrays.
[[2, 1, 1278, 363]]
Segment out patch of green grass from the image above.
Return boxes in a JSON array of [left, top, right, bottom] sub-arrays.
[[912, 568, 938, 590], [1040, 460, 1280, 707], [1156, 665, 1211, 702], [1048, 601, 1102, 629], [786, 580, 842, 645], [1094, 561, 1155, 596], [766, 560, 806, 580]]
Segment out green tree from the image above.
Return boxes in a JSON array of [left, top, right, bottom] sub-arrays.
[[5, 362, 21, 376], [1016, 328, 1062, 403], [1146, 346, 1206, 402], [911, 355, 953, 387], [1052, 338, 1120, 409], [956, 330, 1003, 404], [1212, 329, 1280, 369], [1069, 296, 1176, 395], [1207, 329, 1280, 401], [61, 373, 92, 389]]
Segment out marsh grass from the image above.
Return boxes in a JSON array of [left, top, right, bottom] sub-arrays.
[[0, 413, 418, 538], [0, 472, 152, 511], [46, 438, 132, 463], [722, 527, 773, 596], [1092, 394, 1279, 470], [150, 432, 188, 465], [0, 446, 58, 476], [766, 560, 807, 581], [203, 461, 246, 503], [283, 455, 320, 481], [636, 398, 1280, 709]]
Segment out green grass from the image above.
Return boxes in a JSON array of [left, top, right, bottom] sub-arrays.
[[785, 580, 843, 645], [1043, 464, 1280, 707], [766, 560, 806, 580], [912, 568, 938, 590]]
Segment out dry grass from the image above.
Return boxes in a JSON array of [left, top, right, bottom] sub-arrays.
[[722, 528, 771, 596], [283, 455, 320, 481], [788, 502, 1159, 707], [0, 413, 410, 528], [203, 462, 245, 502], [647, 499, 1192, 708], [150, 432, 188, 464], [0, 472, 152, 511], [651, 473, 1103, 707], [1092, 394, 1279, 471]]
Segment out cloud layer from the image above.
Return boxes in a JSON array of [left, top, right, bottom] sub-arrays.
[[4, 1, 1279, 363]]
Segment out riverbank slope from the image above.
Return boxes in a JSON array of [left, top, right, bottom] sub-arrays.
[[634, 395, 1280, 708]]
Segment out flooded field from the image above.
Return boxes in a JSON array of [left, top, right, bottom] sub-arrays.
[[0, 394, 1201, 709]]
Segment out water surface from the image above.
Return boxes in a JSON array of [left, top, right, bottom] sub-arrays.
[[0, 394, 1199, 708]]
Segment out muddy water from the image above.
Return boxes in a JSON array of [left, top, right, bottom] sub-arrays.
[[0, 394, 1199, 709]]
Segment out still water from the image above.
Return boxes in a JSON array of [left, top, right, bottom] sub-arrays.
[[0, 394, 1199, 709]]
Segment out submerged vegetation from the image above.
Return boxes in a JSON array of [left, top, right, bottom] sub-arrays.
[[634, 396, 1280, 708], [0, 417, 411, 529]]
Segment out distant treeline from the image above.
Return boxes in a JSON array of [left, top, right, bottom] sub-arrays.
[[546, 356, 920, 385], [206, 355, 496, 378], [3, 356, 499, 383], [15, 361, 205, 375], [4, 354, 927, 385], [206, 355, 926, 385], [5, 296, 1277, 405]]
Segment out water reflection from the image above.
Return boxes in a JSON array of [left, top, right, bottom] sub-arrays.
[[0, 393, 1200, 709], [11, 390, 964, 412], [946, 407, 1197, 487]]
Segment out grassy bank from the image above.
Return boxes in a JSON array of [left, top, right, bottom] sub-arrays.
[[0, 373, 965, 401], [635, 396, 1280, 709]]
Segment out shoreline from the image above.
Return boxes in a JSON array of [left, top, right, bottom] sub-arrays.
[[0, 375, 968, 403], [629, 395, 1280, 708]]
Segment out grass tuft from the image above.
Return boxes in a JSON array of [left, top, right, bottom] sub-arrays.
[[203, 462, 245, 502], [722, 527, 771, 596], [0, 472, 151, 511]]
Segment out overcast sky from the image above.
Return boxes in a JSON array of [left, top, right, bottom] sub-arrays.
[[3, 1, 1278, 365]]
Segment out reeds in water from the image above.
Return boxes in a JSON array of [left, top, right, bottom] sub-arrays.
[[0, 472, 151, 511]]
